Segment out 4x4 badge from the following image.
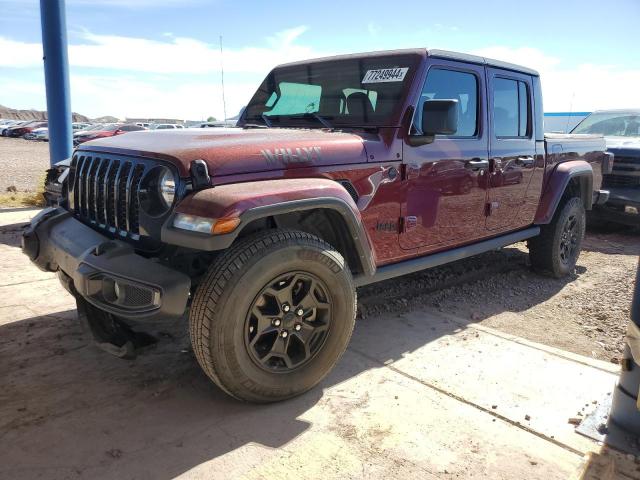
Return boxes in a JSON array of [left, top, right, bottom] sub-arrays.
[[261, 147, 322, 166]]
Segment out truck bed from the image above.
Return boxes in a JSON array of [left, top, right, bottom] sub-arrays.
[[544, 133, 608, 193]]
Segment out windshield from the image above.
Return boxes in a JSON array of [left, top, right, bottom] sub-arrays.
[[241, 53, 421, 128], [572, 112, 640, 137]]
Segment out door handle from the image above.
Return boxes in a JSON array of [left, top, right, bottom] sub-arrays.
[[465, 158, 489, 170], [515, 156, 535, 167]]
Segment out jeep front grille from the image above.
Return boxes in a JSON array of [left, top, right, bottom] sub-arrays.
[[68, 153, 148, 239]]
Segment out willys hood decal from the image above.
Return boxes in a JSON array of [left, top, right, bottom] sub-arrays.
[[80, 128, 368, 178]]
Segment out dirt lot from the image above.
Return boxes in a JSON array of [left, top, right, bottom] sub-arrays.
[[0, 136, 50, 193], [0, 208, 635, 479], [359, 227, 639, 363]]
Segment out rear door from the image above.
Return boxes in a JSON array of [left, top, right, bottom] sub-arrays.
[[486, 68, 536, 231]]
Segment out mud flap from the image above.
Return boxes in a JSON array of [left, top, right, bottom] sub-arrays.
[[76, 297, 156, 359]]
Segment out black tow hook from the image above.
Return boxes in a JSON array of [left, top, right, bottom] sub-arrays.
[[76, 297, 156, 359], [93, 240, 120, 256]]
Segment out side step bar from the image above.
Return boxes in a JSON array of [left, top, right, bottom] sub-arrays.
[[354, 226, 540, 287]]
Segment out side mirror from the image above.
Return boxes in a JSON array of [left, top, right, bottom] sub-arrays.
[[409, 99, 459, 146]]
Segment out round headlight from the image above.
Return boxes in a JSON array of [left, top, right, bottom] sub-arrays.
[[159, 168, 176, 207], [139, 166, 177, 217]]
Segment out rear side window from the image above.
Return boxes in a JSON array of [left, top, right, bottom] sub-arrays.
[[415, 68, 478, 137], [493, 78, 530, 138]]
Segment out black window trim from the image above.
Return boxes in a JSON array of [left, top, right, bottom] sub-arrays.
[[411, 64, 483, 141], [492, 74, 533, 140]]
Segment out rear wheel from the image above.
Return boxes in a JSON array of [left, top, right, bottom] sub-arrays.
[[189, 229, 356, 402], [529, 196, 585, 278]]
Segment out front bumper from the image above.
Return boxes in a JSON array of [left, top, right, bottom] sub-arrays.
[[608, 187, 640, 209], [22, 207, 191, 320]]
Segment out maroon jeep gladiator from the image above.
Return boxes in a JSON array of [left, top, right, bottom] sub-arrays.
[[24, 49, 611, 402]]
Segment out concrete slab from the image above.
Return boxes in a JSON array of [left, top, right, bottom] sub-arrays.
[[0, 207, 42, 227], [350, 308, 618, 455], [0, 344, 582, 480], [0, 207, 630, 479]]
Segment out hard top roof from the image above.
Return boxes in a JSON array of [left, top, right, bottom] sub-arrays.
[[276, 48, 539, 76]]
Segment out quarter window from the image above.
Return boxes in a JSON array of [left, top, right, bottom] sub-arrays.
[[415, 69, 478, 137], [493, 78, 530, 138]]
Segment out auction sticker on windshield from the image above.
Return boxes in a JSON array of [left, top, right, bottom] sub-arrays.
[[362, 68, 409, 84]]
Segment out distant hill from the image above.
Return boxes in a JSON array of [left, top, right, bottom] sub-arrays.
[[0, 105, 90, 123]]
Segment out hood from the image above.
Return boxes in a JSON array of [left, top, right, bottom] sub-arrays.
[[78, 128, 369, 178], [605, 136, 640, 149]]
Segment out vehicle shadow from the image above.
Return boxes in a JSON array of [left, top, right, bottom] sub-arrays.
[[0, 252, 573, 480], [583, 226, 640, 256], [1, 229, 630, 478], [1, 309, 330, 479], [356, 243, 575, 318]]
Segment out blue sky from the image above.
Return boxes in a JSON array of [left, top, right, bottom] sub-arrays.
[[1, 0, 639, 120]]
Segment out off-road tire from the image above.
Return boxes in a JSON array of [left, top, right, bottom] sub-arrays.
[[189, 229, 356, 402], [529, 197, 585, 278]]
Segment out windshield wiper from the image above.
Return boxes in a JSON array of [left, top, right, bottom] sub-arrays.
[[305, 113, 333, 129], [261, 113, 273, 128]]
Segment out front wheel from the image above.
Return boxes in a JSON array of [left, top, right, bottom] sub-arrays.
[[529, 196, 586, 278], [189, 229, 356, 402]]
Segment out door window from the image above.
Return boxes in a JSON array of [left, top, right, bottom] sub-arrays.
[[493, 78, 530, 138], [414, 68, 478, 137]]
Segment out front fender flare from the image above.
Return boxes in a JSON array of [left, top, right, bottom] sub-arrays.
[[161, 178, 376, 276], [534, 161, 593, 224]]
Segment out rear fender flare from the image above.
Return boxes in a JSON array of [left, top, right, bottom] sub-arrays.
[[162, 178, 376, 276], [534, 160, 593, 224]]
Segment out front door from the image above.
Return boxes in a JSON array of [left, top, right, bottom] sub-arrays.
[[400, 60, 489, 252], [486, 68, 536, 231]]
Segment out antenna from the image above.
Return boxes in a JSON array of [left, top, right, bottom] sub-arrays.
[[565, 92, 575, 133], [219, 35, 227, 121]]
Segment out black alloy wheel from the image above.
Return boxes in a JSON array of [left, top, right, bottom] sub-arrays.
[[245, 272, 332, 372], [559, 213, 579, 265]]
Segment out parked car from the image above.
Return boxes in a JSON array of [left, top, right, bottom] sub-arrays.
[[31, 127, 49, 141], [24, 48, 610, 403], [572, 109, 640, 226], [73, 123, 145, 145], [24, 127, 44, 140], [135, 122, 150, 128], [0, 120, 23, 136], [73, 122, 92, 131], [7, 121, 47, 138], [73, 124, 104, 137]]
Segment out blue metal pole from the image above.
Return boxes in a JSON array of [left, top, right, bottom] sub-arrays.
[[39, 0, 72, 166]]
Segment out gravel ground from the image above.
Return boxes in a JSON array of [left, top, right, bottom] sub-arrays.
[[0, 137, 50, 193], [358, 227, 639, 364]]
